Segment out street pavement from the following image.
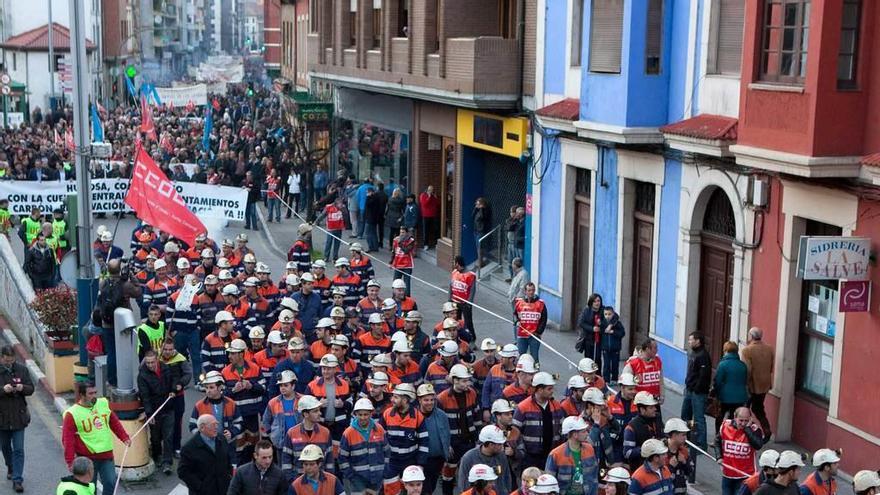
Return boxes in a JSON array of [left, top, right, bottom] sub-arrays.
[[3, 205, 853, 495]]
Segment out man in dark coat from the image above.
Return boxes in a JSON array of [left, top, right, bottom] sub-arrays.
[[24, 232, 57, 290], [227, 439, 287, 495], [137, 350, 175, 474], [0, 345, 35, 492], [178, 414, 233, 494]]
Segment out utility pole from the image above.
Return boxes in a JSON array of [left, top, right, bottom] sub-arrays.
[[70, 0, 96, 367], [48, 0, 55, 108]]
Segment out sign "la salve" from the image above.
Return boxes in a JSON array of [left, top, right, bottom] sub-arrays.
[[799, 236, 871, 281]]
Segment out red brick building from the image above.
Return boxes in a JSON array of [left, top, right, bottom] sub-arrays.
[[264, 0, 282, 75]]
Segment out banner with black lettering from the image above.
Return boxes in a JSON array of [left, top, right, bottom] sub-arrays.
[[0, 179, 246, 221]]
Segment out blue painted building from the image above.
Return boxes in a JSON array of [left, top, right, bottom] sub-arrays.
[[532, 0, 755, 386]]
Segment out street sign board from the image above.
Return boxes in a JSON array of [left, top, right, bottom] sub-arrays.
[[297, 102, 333, 124], [797, 236, 871, 281]]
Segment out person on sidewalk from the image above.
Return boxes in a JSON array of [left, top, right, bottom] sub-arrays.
[[243, 171, 260, 230], [24, 232, 57, 290], [740, 327, 775, 442], [0, 345, 34, 493], [364, 188, 382, 252], [136, 350, 175, 475], [507, 258, 530, 308], [681, 332, 711, 483], [391, 227, 416, 296], [55, 457, 95, 495], [62, 383, 131, 495], [599, 306, 625, 383], [576, 294, 604, 371], [623, 339, 664, 406], [227, 439, 287, 495], [178, 414, 233, 495], [513, 283, 547, 362], [716, 407, 763, 495], [419, 186, 439, 249], [315, 196, 347, 263], [712, 341, 749, 435]]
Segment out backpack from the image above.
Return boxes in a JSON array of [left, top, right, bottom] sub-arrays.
[[98, 278, 126, 326]]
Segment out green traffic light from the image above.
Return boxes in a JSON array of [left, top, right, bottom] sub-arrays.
[[247, 89, 254, 97], [125, 65, 137, 78]]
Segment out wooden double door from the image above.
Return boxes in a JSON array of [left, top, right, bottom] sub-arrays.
[[697, 233, 735, 364]]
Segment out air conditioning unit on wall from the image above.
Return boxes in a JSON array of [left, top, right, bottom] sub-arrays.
[[750, 176, 769, 209]]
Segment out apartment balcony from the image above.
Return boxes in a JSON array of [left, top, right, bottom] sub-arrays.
[[308, 35, 520, 109]]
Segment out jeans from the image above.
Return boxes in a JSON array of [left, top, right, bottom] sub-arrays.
[[171, 394, 185, 451], [93, 458, 118, 495], [393, 268, 412, 297], [474, 231, 484, 263], [356, 210, 366, 237], [174, 329, 201, 375], [324, 229, 342, 262], [507, 242, 517, 277], [602, 349, 621, 382], [267, 197, 281, 221], [722, 477, 745, 495], [378, 220, 386, 247], [365, 222, 378, 251], [245, 202, 258, 229], [516, 336, 540, 362], [0, 429, 24, 483], [150, 413, 174, 466], [681, 391, 708, 449]]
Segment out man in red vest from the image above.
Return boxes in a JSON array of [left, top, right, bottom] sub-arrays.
[[513, 282, 547, 362], [450, 256, 477, 339], [391, 227, 416, 296], [315, 196, 347, 263], [623, 338, 664, 404], [716, 407, 764, 495]]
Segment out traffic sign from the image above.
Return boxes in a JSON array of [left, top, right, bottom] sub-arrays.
[[1, 86, 10, 96], [0, 74, 10, 85]]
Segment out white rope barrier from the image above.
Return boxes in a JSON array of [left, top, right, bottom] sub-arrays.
[[112, 394, 174, 494]]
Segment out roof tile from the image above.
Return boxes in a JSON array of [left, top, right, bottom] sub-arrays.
[[660, 114, 738, 141], [1, 23, 96, 52], [536, 98, 580, 122]]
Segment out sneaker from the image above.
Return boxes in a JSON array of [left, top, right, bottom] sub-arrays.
[[162, 464, 173, 475]]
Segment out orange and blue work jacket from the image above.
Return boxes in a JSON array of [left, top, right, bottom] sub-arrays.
[[354, 332, 391, 371], [281, 423, 334, 480], [357, 297, 383, 326], [221, 360, 266, 417], [545, 441, 600, 495], [332, 273, 363, 308], [196, 290, 226, 336], [380, 406, 429, 467], [481, 363, 517, 409], [512, 396, 565, 455], [426, 359, 455, 394], [629, 462, 674, 495], [252, 348, 286, 382], [800, 471, 838, 495], [200, 330, 240, 374], [387, 360, 422, 386], [338, 421, 388, 487], [290, 471, 344, 495], [308, 376, 353, 440], [189, 396, 242, 442], [502, 383, 530, 405], [437, 387, 483, 449], [262, 393, 301, 448]]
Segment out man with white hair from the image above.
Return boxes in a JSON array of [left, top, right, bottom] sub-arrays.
[[741, 327, 774, 442], [178, 414, 233, 494]]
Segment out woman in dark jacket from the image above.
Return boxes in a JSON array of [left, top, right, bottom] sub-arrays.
[[576, 293, 605, 371], [471, 197, 492, 266], [403, 194, 420, 231], [712, 341, 749, 434], [385, 188, 406, 249]]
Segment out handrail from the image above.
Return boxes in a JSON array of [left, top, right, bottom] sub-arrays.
[[479, 224, 502, 244]]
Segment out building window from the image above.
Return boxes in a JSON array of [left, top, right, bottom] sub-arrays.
[[442, 138, 456, 239], [12, 52, 16, 71], [796, 220, 842, 404], [349, 0, 357, 47], [575, 168, 591, 198], [760, 0, 811, 84], [499, 0, 516, 39], [708, 0, 745, 75], [645, 0, 663, 74], [837, 0, 861, 89], [571, 0, 584, 67], [372, 5, 382, 49], [589, 0, 623, 73], [397, 0, 409, 37]]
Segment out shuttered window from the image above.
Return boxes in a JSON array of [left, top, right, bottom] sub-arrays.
[[708, 0, 745, 74], [645, 0, 663, 74], [589, 0, 624, 73], [571, 0, 584, 67], [837, 0, 861, 89]]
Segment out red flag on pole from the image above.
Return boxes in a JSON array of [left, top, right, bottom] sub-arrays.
[[185, 100, 195, 113], [212, 98, 221, 111], [140, 96, 157, 142], [125, 145, 206, 245], [54, 129, 62, 147], [65, 128, 76, 152]]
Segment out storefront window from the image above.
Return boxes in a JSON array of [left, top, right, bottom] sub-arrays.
[[442, 139, 456, 238], [336, 119, 409, 189]]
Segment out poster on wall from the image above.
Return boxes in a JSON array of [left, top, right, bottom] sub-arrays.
[[797, 236, 871, 281]]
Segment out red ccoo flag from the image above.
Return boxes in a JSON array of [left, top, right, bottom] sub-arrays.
[[125, 145, 206, 245], [140, 96, 157, 142]]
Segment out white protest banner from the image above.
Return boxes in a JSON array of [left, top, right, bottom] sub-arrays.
[[3, 112, 24, 128], [154, 84, 209, 107], [0, 179, 246, 221]]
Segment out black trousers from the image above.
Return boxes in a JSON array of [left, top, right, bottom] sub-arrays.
[[749, 393, 771, 437], [460, 302, 476, 341], [423, 456, 445, 495]]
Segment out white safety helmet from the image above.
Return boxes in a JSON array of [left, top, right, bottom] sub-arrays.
[[578, 358, 599, 373], [391, 279, 407, 290], [531, 474, 560, 494], [316, 317, 335, 329], [256, 262, 271, 273], [214, 310, 235, 324], [448, 363, 472, 380], [633, 391, 659, 406], [367, 279, 381, 288], [330, 307, 346, 319], [312, 259, 326, 269], [758, 449, 781, 469], [516, 354, 538, 373], [491, 399, 515, 415], [201, 248, 215, 258], [854, 471, 880, 493], [330, 334, 350, 348], [381, 298, 397, 311], [371, 353, 393, 368], [285, 274, 300, 286], [368, 313, 384, 325], [442, 318, 459, 330], [776, 450, 806, 469], [243, 253, 257, 264], [353, 398, 375, 412], [404, 311, 423, 322], [276, 370, 297, 384], [498, 344, 519, 358], [480, 338, 498, 352], [416, 383, 436, 397], [604, 467, 631, 485], [532, 372, 556, 387], [468, 464, 498, 483], [478, 425, 507, 444], [349, 242, 364, 253], [583, 387, 606, 406], [278, 310, 296, 324], [298, 444, 324, 462], [401, 465, 425, 483], [369, 371, 390, 386], [218, 269, 233, 281], [100, 231, 113, 242], [390, 331, 408, 345], [296, 395, 321, 412], [154, 259, 167, 270], [164, 242, 180, 253], [561, 416, 589, 435], [319, 354, 339, 368], [812, 448, 841, 467], [392, 340, 413, 354], [618, 373, 638, 387], [299, 272, 315, 283], [280, 298, 299, 312], [216, 257, 231, 269], [286, 261, 298, 270], [287, 337, 307, 351], [392, 383, 417, 400], [248, 326, 266, 340], [334, 257, 350, 267], [297, 223, 312, 235], [441, 301, 457, 313], [221, 284, 240, 296], [267, 330, 286, 345], [664, 418, 691, 434], [641, 439, 669, 458], [201, 370, 224, 385], [226, 339, 247, 353], [438, 340, 459, 357], [175, 259, 188, 270], [243, 276, 260, 287], [567, 375, 588, 390]]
